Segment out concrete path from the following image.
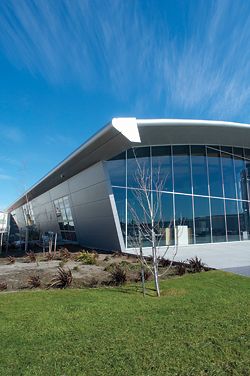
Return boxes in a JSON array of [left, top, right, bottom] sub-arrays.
[[128, 240, 250, 270], [222, 265, 250, 277]]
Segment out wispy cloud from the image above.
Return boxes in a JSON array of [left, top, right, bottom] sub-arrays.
[[0, 125, 25, 143], [0, 174, 14, 181], [45, 133, 74, 146], [1, 0, 250, 120]]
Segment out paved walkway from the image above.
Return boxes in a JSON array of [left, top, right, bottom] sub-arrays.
[[222, 265, 250, 277], [128, 240, 250, 271]]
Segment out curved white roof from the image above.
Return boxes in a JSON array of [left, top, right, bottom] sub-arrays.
[[8, 118, 250, 211]]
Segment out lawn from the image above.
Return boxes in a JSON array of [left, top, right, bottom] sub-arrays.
[[0, 271, 249, 376]]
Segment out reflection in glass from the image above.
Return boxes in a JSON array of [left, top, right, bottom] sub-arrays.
[[127, 188, 152, 247], [173, 146, 191, 194], [221, 147, 237, 199], [194, 196, 211, 243], [191, 145, 208, 195], [225, 200, 240, 241], [112, 188, 126, 243], [53, 195, 76, 241], [153, 192, 174, 246], [127, 147, 150, 189], [108, 145, 250, 248], [211, 198, 226, 242], [207, 147, 223, 197], [244, 148, 250, 201], [238, 200, 250, 240], [151, 146, 173, 191], [106, 152, 126, 187], [234, 148, 248, 201], [175, 194, 194, 244]]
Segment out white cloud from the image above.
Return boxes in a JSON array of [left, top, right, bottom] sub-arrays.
[[0, 125, 24, 143], [0, 174, 14, 181], [1, 1, 250, 119]]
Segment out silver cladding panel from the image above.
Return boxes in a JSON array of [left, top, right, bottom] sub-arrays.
[[11, 162, 122, 251]]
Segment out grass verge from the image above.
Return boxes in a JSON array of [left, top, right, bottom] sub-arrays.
[[0, 271, 249, 376]]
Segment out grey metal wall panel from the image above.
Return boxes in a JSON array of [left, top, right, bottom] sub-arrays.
[[49, 181, 70, 200], [11, 161, 123, 251], [32, 192, 51, 207], [68, 162, 122, 250], [12, 207, 25, 228], [70, 181, 110, 206], [72, 214, 120, 250], [69, 163, 106, 193]]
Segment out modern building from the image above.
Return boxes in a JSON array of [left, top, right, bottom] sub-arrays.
[[7, 118, 250, 269]]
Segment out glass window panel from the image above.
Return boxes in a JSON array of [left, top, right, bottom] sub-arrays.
[[153, 192, 174, 246], [207, 147, 223, 197], [61, 209, 67, 221], [59, 222, 64, 231], [238, 200, 250, 240], [173, 146, 191, 194], [233, 148, 248, 201], [194, 196, 211, 244], [225, 200, 240, 241], [151, 146, 173, 191], [63, 196, 70, 208], [107, 152, 126, 187], [244, 148, 250, 200], [113, 188, 126, 242], [64, 222, 70, 231], [191, 145, 208, 196], [210, 198, 226, 242], [66, 208, 73, 221], [174, 194, 194, 244], [127, 188, 152, 247], [127, 147, 150, 189], [221, 147, 237, 199]]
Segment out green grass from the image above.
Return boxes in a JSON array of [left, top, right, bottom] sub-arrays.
[[0, 271, 249, 376]]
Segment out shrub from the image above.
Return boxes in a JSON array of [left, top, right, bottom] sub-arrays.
[[0, 282, 7, 291], [110, 265, 127, 286], [76, 251, 97, 265], [137, 268, 151, 282], [187, 256, 206, 273], [7, 256, 15, 264], [59, 248, 72, 260], [26, 251, 37, 263], [48, 267, 73, 289], [159, 258, 171, 268], [44, 252, 54, 261], [175, 263, 187, 276], [27, 275, 41, 288], [111, 251, 120, 258]]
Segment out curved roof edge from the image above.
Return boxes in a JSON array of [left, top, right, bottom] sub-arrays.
[[7, 118, 250, 211]]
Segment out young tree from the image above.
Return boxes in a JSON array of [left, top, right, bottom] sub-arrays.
[[128, 150, 179, 297]]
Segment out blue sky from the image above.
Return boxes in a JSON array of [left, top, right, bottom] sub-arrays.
[[1, 0, 250, 209]]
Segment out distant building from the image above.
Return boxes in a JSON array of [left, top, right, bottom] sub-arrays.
[[7, 118, 250, 267]]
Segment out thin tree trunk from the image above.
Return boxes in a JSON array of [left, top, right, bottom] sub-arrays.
[[25, 226, 29, 252], [152, 226, 160, 297], [0, 232, 3, 254], [54, 233, 57, 257], [139, 230, 146, 297]]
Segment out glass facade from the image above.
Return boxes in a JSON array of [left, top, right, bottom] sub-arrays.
[[22, 202, 35, 226], [107, 145, 250, 248], [53, 196, 77, 241]]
